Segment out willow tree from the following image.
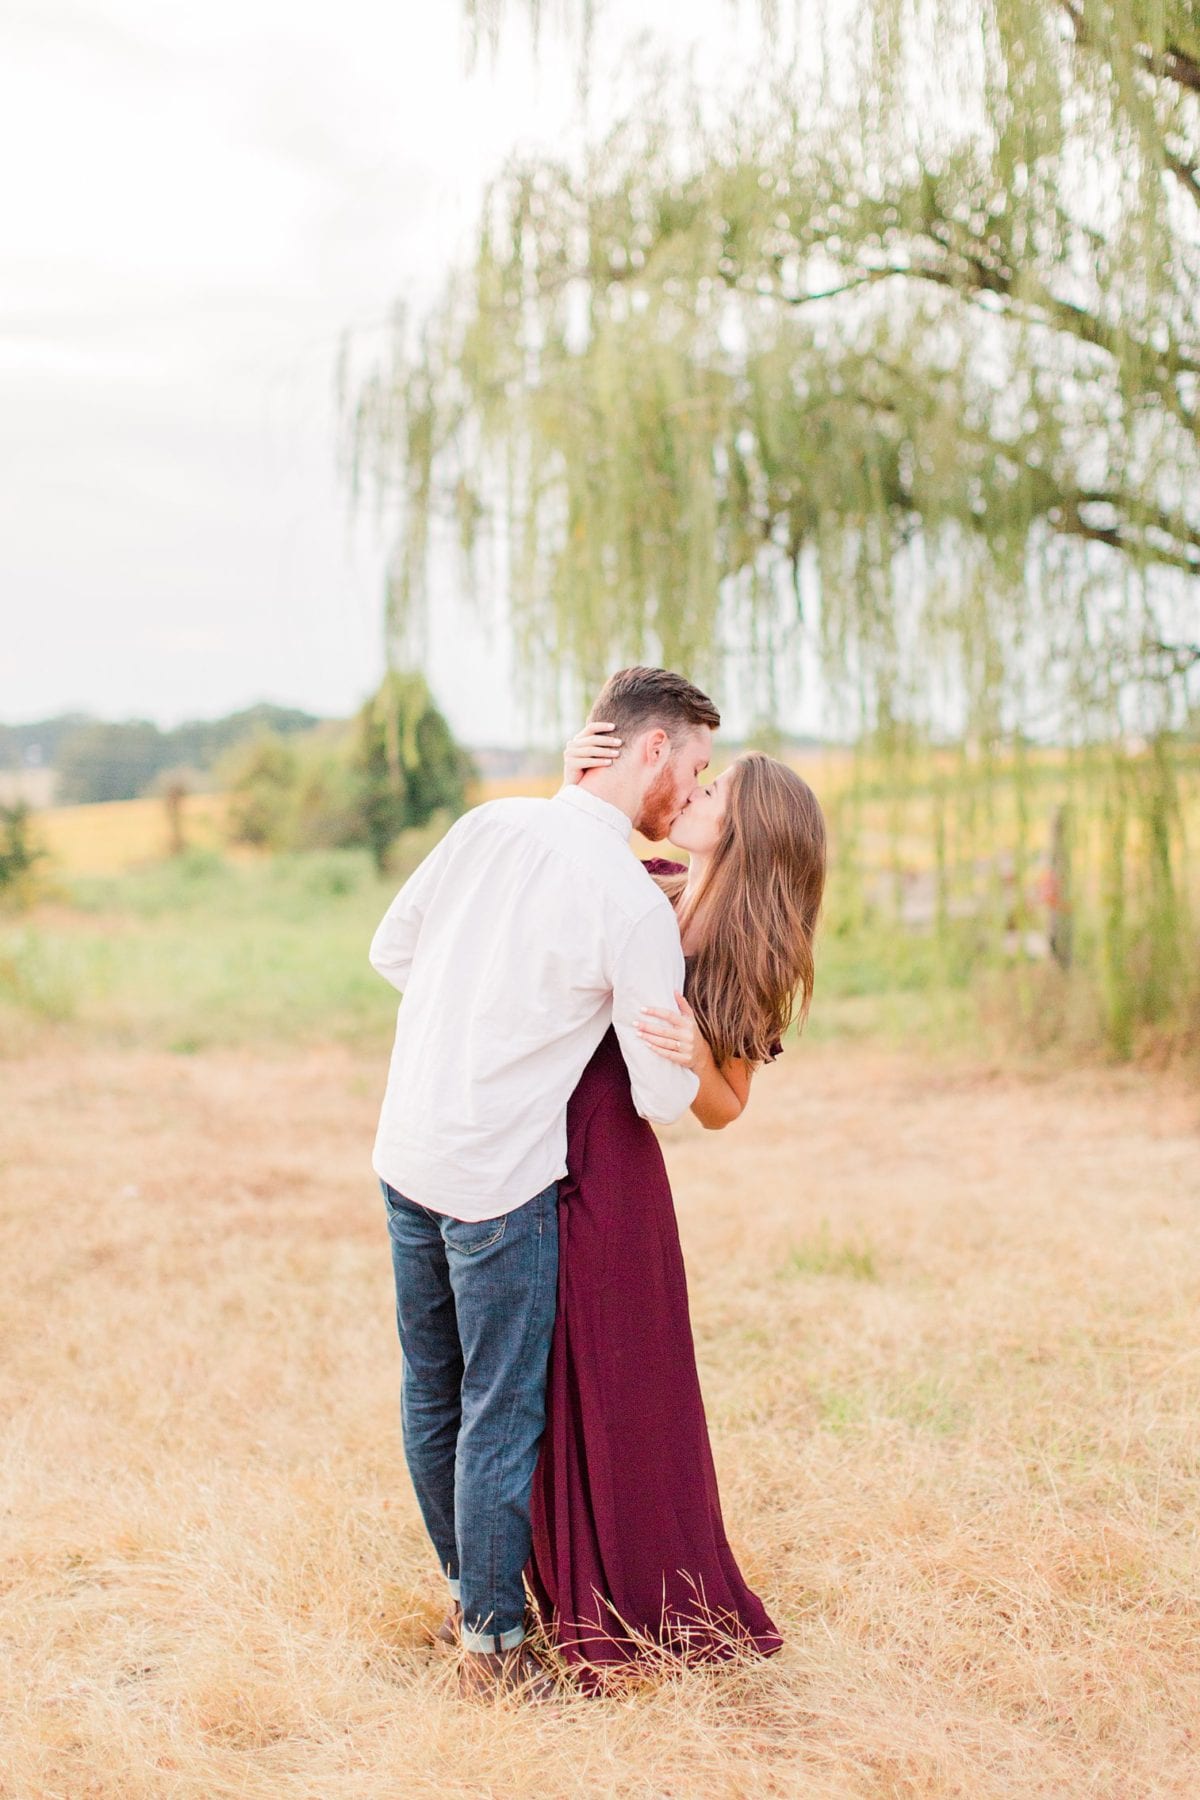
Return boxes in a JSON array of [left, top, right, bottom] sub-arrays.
[[344, 0, 1199, 1046]]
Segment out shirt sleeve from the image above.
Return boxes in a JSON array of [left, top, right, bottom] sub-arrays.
[[610, 902, 701, 1125], [368, 815, 468, 993]]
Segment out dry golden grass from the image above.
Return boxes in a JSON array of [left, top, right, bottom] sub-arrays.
[[3, 1039, 1199, 1797]]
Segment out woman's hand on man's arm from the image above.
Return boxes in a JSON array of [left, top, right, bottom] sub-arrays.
[[635, 993, 752, 1129]]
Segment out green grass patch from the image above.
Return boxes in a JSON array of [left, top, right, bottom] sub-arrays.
[[2, 820, 996, 1059], [0, 930, 81, 1022], [815, 1385, 869, 1434], [782, 1221, 881, 1282], [811, 1371, 972, 1438], [0, 838, 449, 1054], [884, 1373, 971, 1437]]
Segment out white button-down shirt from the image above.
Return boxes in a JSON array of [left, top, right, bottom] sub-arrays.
[[369, 784, 700, 1221]]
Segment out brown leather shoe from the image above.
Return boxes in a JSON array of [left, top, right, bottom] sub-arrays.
[[456, 1642, 557, 1703], [430, 1602, 461, 1650]]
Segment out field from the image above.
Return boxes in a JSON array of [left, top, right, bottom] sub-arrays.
[[34, 795, 231, 876], [4, 1036, 1199, 1797], [2, 791, 1199, 1797]]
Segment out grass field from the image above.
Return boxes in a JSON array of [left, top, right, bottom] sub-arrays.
[[13, 741, 1200, 1059], [0, 788, 981, 1059], [2, 779, 1198, 1795], [3, 1036, 1198, 1797]]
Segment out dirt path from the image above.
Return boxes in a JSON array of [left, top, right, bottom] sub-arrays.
[[2, 1042, 1198, 1798]]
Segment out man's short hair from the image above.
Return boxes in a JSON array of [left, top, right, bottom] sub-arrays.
[[588, 667, 720, 744]]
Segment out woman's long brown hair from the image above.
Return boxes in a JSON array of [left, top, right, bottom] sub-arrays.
[[656, 753, 827, 1066]]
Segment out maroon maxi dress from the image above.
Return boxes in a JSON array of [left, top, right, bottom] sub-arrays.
[[527, 861, 782, 1684]]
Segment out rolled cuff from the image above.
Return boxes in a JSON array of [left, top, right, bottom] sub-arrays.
[[461, 1620, 526, 1655]]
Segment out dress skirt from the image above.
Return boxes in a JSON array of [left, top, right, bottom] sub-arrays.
[[527, 1024, 782, 1684]]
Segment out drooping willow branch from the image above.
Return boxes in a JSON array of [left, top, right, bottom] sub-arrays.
[[345, 0, 1199, 732]]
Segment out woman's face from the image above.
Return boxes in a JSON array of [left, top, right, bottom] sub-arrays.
[[669, 763, 736, 857]]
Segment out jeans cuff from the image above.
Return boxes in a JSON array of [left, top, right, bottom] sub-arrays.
[[446, 1576, 461, 1602], [461, 1620, 526, 1655]]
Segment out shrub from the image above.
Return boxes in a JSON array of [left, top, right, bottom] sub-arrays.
[[355, 672, 476, 871], [220, 734, 301, 849], [0, 803, 48, 907], [220, 676, 475, 867]]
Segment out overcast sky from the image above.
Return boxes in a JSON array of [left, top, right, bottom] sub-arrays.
[[2, 0, 792, 745]]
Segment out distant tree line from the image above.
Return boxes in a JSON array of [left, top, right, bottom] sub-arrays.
[[0, 705, 323, 805], [0, 714, 93, 773]]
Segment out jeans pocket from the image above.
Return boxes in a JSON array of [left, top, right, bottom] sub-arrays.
[[442, 1214, 508, 1257]]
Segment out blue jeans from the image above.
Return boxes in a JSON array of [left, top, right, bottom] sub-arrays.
[[381, 1179, 559, 1653]]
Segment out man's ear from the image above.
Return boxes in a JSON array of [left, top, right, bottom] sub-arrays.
[[641, 727, 670, 765]]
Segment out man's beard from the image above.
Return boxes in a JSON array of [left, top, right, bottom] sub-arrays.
[[636, 764, 680, 842]]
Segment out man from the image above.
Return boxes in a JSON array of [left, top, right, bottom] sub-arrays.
[[369, 666, 719, 1699]]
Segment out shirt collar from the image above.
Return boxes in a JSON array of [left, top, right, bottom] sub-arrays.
[[553, 782, 633, 841]]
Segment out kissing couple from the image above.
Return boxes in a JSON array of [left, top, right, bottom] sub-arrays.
[[370, 666, 826, 1700]]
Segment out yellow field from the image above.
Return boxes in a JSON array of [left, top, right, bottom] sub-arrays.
[[29, 744, 1198, 901], [36, 793, 231, 875], [30, 749, 849, 879]]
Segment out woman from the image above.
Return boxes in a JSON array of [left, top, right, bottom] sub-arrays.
[[527, 726, 827, 1688]]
